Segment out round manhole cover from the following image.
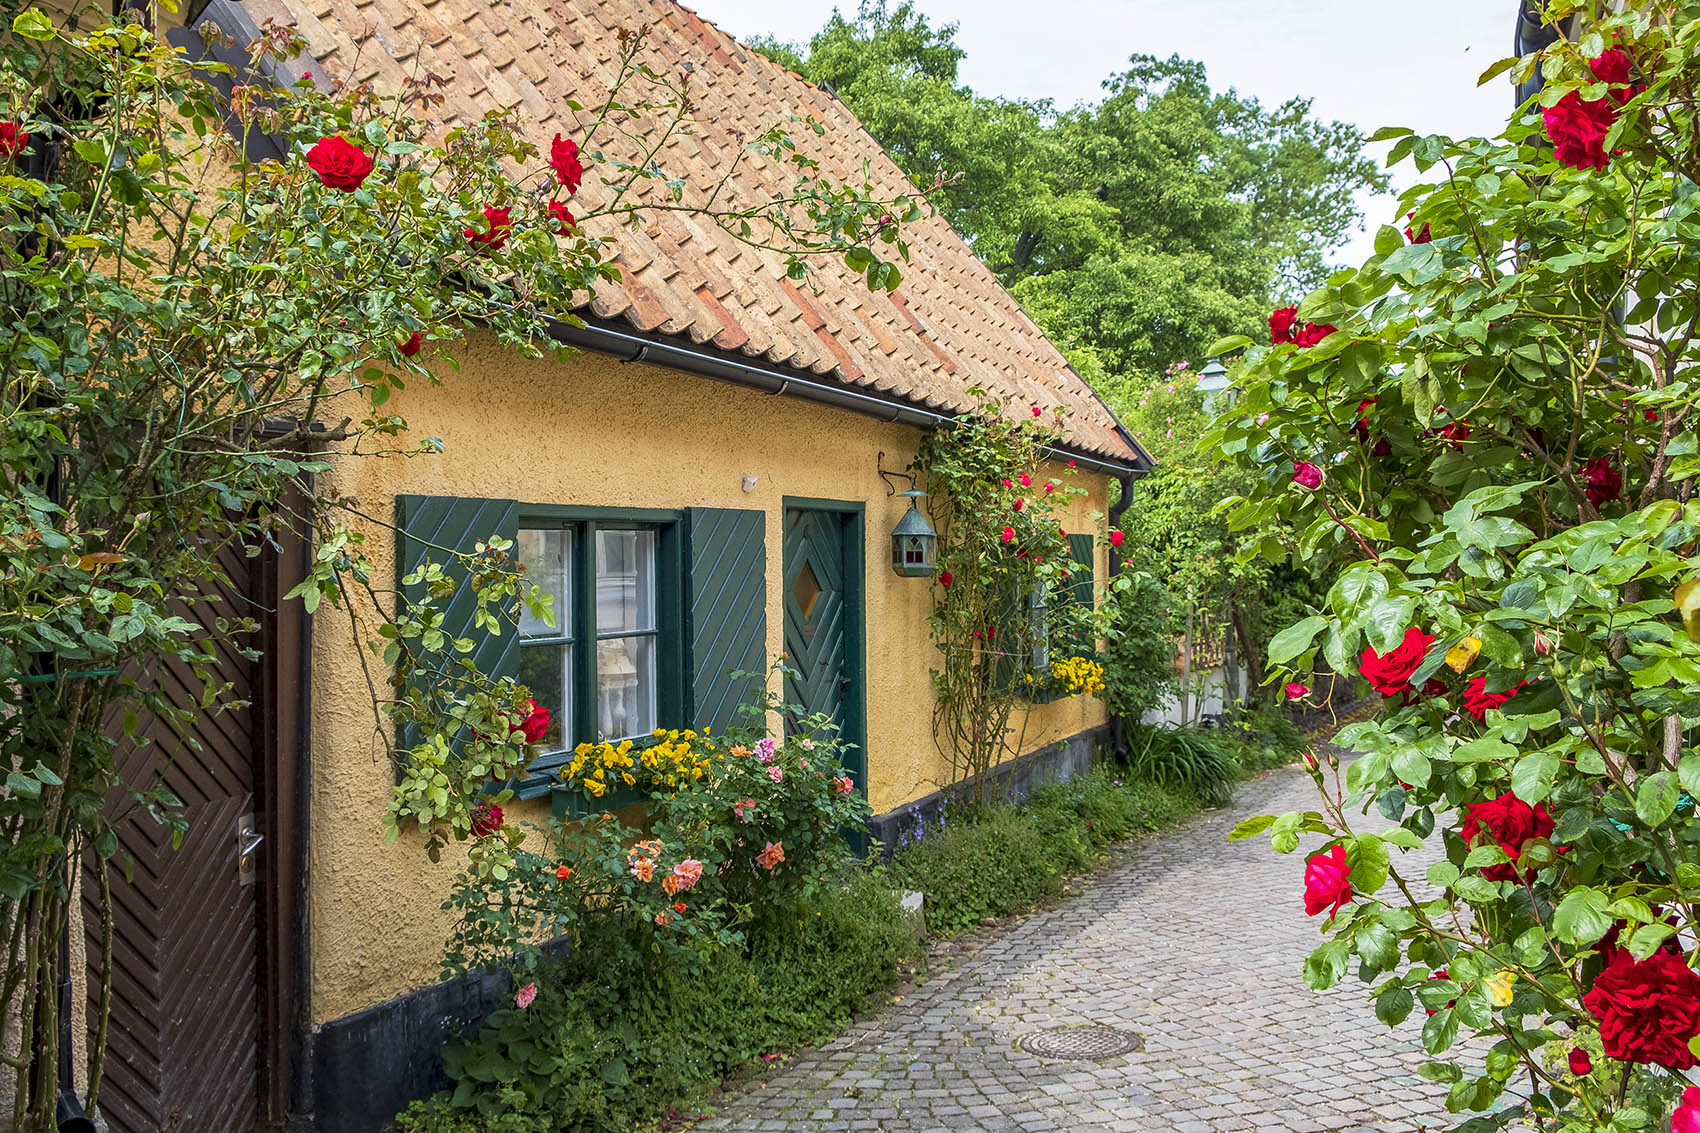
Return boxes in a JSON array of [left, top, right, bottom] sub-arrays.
[[1017, 1025, 1143, 1060]]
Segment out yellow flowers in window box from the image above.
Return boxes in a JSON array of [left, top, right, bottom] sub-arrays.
[[1049, 655, 1106, 696], [558, 728, 721, 797]]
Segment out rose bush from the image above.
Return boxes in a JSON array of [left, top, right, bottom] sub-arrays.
[[1212, 4, 1700, 1128], [440, 669, 870, 977]]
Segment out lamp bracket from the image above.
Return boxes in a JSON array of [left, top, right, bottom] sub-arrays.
[[875, 451, 918, 497]]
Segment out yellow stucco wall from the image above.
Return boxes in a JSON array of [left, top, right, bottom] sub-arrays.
[[308, 333, 1112, 1022]]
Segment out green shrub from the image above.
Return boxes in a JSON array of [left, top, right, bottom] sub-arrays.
[[1123, 725, 1238, 806], [401, 871, 921, 1133], [889, 769, 1196, 934]]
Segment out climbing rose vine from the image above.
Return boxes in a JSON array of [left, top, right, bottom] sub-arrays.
[[1214, 4, 1700, 1128]]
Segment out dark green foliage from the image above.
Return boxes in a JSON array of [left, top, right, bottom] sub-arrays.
[[400, 872, 921, 1133], [887, 769, 1194, 934], [1124, 725, 1239, 808]]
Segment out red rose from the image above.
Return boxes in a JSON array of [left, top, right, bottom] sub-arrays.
[[399, 331, 423, 357], [306, 135, 375, 191], [1582, 948, 1700, 1069], [464, 206, 512, 250], [1404, 213, 1431, 244], [1460, 793, 1555, 881], [1675, 1087, 1700, 1133], [1292, 461, 1323, 490], [1589, 48, 1632, 86], [1285, 682, 1309, 701], [0, 122, 29, 160], [1583, 457, 1622, 507], [512, 700, 551, 745], [1292, 322, 1338, 348], [1269, 305, 1299, 345], [938, 570, 953, 587], [1567, 1047, 1591, 1076], [469, 802, 505, 837], [550, 133, 584, 193], [1302, 843, 1352, 917], [1109, 530, 1125, 548], [1543, 90, 1617, 171], [1000, 526, 1014, 544], [1012, 498, 1023, 511], [1359, 626, 1435, 699], [1352, 397, 1375, 443], [547, 199, 577, 235], [1031, 405, 1042, 417], [1462, 677, 1524, 722]]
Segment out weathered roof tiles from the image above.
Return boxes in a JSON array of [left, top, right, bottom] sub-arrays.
[[249, 0, 1141, 462]]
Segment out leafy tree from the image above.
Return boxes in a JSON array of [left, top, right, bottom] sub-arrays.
[[755, 4, 1386, 378]]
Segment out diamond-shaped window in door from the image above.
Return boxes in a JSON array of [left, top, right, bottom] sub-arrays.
[[793, 562, 822, 619]]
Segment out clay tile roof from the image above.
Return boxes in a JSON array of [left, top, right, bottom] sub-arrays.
[[259, 0, 1141, 464]]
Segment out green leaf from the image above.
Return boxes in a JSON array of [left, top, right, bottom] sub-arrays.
[[12, 9, 56, 39], [1366, 126, 1415, 143], [1552, 887, 1613, 945], [1304, 938, 1350, 990], [1637, 772, 1680, 828], [1681, 754, 1700, 800], [1229, 814, 1275, 842], [1347, 833, 1390, 896], [1205, 334, 1253, 358], [1375, 984, 1414, 1026], [1427, 861, 1461, 888], [1510, 751, 1560, 804], [1268, 616, 1327, 665], [1421, 1008, 1459, 1055]]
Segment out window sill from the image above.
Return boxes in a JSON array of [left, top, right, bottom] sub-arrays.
[[550, 783, 646, 818]]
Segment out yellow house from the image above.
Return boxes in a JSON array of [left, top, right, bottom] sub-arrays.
[[66, 0, 1150, 1130]]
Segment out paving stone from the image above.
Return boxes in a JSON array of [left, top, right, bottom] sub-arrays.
[[694, 760, 1505, 1130]]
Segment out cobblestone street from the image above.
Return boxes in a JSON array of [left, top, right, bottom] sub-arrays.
[[699, 761, 1469, 1132]]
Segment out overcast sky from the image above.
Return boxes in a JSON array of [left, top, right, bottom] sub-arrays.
[[687, 0, 1519, 267]]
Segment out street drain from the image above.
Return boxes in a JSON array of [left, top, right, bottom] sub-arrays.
[[1016, 1025, 1143, 1060]]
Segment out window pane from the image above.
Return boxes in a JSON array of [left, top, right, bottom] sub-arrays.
[[596, 636, 655, 739], [596, 529, 655, 633], [516, 642, 570, 751], [518, 528, 571, 639]]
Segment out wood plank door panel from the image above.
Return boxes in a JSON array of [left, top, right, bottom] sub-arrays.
[[86, 542, 263, 1133], [782, 509, 849, 736]]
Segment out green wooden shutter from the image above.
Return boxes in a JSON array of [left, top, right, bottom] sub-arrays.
[[1067, 533, 1097, 660], [395, 495, 521, 748], [685, 508, 767, 735]]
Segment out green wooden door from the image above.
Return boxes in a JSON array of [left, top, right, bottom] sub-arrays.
[[783, 508, 851, 733], [783, 502, 867, 853]]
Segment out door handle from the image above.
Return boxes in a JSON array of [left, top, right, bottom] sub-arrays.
[[236, 814, 262, 887]]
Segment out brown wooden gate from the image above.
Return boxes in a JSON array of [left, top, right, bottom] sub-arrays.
[[84, 535, 291, 1132]]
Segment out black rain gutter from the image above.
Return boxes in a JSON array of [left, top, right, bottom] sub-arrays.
[[543, 314, 1151, 481]]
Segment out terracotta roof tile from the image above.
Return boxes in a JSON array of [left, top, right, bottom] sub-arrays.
[[265, 0, 1139, 462]]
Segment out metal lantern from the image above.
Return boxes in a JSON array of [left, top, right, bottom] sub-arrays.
[[890, 489, 938, 578]]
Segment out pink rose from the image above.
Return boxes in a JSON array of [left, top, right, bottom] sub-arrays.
[[1303, 843, 1352, 917], [515, 982, 537, 1009], [1674, 1087, 1700, 1133], [1001, 526, 1014, 544], [1292, 461, 1323, 490], [767, 765, 784, 783]]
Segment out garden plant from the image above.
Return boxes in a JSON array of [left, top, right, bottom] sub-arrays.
[[1221, 4, 1700, 1128]]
